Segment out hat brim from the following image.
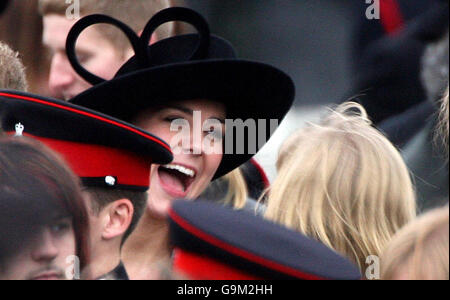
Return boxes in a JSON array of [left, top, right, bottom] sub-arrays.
[[71, 59, 295, 179]]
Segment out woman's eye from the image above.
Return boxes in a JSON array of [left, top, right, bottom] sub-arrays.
[[204, 128, 224, 140], [164, 116, 182, 123]]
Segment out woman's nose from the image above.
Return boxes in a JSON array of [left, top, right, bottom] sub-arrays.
[[170, 124, 204, 156]]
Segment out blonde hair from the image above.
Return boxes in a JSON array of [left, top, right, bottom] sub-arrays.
[[276, 129, 303, 172], [0, 42, 28, 91], [381, 206, 449, 280], [39, 0, 181, 54], [222, 169, 248, 210], [264, 102, 417, 270]]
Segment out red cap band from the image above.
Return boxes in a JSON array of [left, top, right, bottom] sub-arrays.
[[173, 249, 261, 280], [169, 207, 325, 280], [9, 132, 151, 188], [380, 0, 405, 35]]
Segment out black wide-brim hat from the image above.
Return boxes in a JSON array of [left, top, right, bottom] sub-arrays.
[[69, 7, 295, 179]]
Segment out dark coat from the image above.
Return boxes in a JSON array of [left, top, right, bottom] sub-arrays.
[[96, 262, 129, 280]]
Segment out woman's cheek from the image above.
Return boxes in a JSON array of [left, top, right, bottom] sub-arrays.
[[190, 178, 211, 199], [209, 153, 223, 174], [197, 153, 223, 191]]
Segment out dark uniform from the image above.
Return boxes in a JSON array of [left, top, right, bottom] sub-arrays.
[[96, 263, 129, 281], [351, 0, 449, 125]]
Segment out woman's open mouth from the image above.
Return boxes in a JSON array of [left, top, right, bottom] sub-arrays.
[[157, 163, 197, 198]]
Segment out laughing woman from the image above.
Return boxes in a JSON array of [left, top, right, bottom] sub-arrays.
[[67, 8, 295, 279]]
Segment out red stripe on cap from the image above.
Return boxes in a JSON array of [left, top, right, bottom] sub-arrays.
[[173, 249, 261, 280], [11, 133, 151, 188], [0, 92, 172, 153], [169, 208, 325, 280], [380, 0, 405, 35]]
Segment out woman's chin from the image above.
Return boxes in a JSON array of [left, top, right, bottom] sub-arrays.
[[147, 189, 183, 219], [147, 173, 205, 219]]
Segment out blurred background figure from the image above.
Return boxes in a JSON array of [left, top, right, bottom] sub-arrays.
[[264, 102, 417, 272], [0, 0, 185, 98], [352, 0, 448, 125], [38, 0, 180, 100], [353, 1, 448, 146], [0, 0, 49, 95], [400, 25, 448, 212], [381, 205, 449, 280], [352, 0, 440, 67], [348, 0, 449, 212], [0, 136, 90, 280]]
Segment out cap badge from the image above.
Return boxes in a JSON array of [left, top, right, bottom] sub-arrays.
[[14, 123, 24, 136], [105, 176, 116, 186]]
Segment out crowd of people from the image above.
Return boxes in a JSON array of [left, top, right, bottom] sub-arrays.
[[0, 0, 448, 280]]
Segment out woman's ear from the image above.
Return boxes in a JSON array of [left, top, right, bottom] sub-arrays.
[[102, 199, 134, 241]]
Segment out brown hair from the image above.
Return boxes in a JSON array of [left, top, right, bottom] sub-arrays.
[[381, 206, 449, 280], [39, 0, 184, 54], [0, 136, 90, 270], [85, 187, 147, 244], [0, 41, 28, 91]]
